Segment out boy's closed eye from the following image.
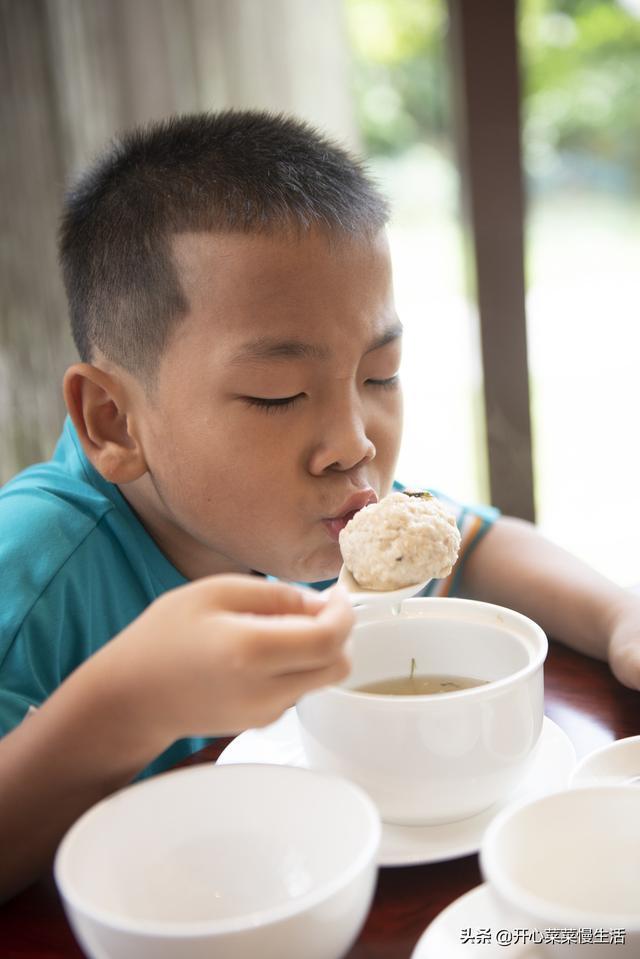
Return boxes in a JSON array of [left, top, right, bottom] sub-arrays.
[[243, 393, 305, 412], [366, 374, 400, 389], [242, 375, 400, 413]]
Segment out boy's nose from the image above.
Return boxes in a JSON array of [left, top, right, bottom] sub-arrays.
[[308, 415, 376, 475]]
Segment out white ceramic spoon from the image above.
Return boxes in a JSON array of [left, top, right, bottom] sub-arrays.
[[337, 564, 431, 607]]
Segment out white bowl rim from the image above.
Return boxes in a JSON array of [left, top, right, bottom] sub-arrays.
[[480, 785, 640, 930], [570, 734, 640, 785], [54, 763, 381, 938], [330, 596, 547, 704]]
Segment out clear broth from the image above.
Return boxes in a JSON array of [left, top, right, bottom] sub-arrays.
[[353, 673, 488, 696]]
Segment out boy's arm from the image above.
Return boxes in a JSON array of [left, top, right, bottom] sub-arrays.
[[0, 576, 353, 902], [0, 654, 169, 903], [461, 516, 640, 690]]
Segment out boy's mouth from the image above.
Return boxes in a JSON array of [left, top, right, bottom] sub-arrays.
[[322, 490, 377, 542]]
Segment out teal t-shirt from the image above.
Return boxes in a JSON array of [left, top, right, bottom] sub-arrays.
[[0, 418, 207, 777], [0, 418, 498, 777]]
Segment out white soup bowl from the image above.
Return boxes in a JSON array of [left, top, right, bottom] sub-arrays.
[[55, 763, 381, 959], [480, 786, 640, 957], [296, 597, 547, 825]]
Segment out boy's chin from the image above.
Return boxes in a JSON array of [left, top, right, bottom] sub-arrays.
[[274, 549, 342, 585]]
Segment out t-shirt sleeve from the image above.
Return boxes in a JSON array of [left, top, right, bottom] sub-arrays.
[[425, 489, 500, 597], [0, 688, 39, 733], [0, 565, 71, 736], [0, 487, 111, 737], [0, 492, 65, 734]]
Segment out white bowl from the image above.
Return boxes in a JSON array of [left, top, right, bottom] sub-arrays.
[[570, 734, 640, 787], [296, 597, 547, 825], [55, 763, 381, 959], [480, 786, 640, 957]]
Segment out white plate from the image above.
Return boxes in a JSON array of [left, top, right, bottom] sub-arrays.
[[217, 712, 575, 868], [411, 882, 541, 957]]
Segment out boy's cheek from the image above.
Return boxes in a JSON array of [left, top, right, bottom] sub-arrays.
[[374, 411, 403, 473]]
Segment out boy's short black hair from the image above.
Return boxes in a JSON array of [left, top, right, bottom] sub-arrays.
[[59, 110, 389, 380]]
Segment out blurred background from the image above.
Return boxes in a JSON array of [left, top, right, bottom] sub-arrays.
[[1, 0, 639, 584]]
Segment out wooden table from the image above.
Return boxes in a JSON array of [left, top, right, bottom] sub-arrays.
[[1, 640, 638, 958]]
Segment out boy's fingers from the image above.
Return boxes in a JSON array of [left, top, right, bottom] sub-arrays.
[[611, 642, 640, 692], [244, 587, 354, 670], [196, 574, 327, 617], [264, 584, 352, 635], [270, 652, 352, 709]]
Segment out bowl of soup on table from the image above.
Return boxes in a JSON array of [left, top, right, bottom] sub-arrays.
[[296, 597, 547, 825], [55, 764, 380, 959]]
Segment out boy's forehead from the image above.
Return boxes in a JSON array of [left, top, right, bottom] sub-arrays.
[[171, 228, 390, 297], [168, 228, 394, 348], [155, 229, 398, 388]]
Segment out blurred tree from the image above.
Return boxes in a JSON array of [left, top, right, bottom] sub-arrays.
[[346, 0, 640, 190], [521, 0, 640, 190], [345, 0, 451, 154]]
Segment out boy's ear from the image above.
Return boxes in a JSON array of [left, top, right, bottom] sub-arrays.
[[63, 363, 147, 484]]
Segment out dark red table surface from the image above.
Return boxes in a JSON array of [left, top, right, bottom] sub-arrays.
[[1, 640, 638, 958]]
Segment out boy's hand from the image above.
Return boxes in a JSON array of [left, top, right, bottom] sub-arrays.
[[105, 575, 354, 743], [0, 577, 351, 902], [607, 596, 640, 691]]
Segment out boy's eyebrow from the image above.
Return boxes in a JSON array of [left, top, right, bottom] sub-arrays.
[[366, 322, 403, 354], [230, 322, 403, 364]]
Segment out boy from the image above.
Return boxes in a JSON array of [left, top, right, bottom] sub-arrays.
[[1, 111, 638, 901]]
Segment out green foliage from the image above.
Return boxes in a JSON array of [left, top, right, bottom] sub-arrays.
[[520, 0, 640, 179], [345, 0, 450, 154], [346, 0, 640, 188]]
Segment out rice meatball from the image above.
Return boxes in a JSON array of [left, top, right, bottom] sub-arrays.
[[338, 491, 461, 590]]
